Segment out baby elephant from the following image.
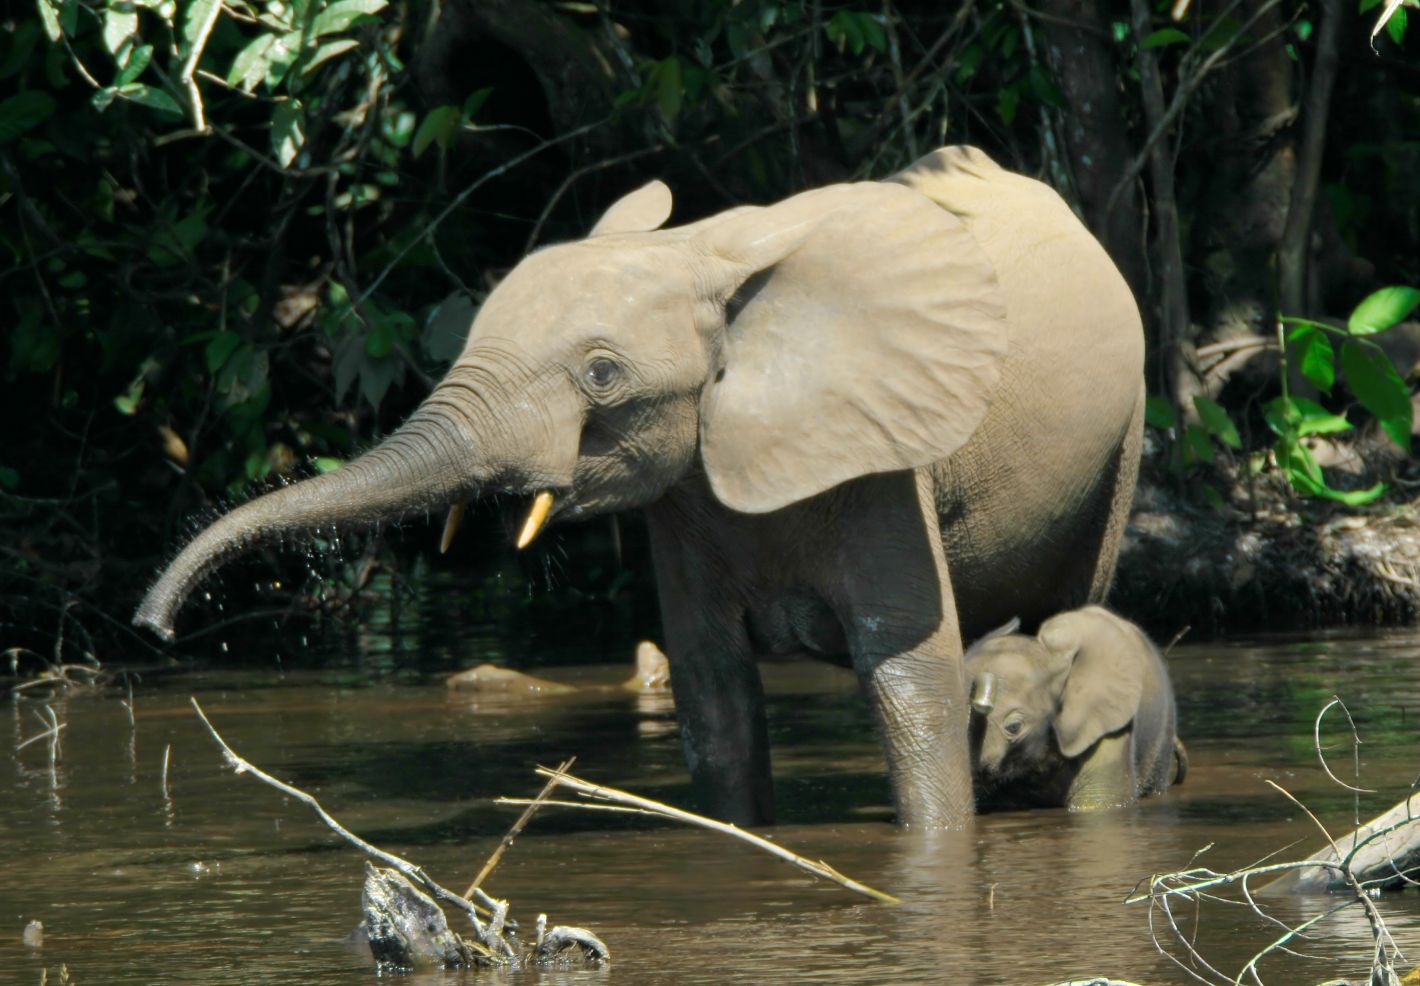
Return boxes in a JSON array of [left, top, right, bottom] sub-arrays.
[[965, 606, 1186, 811]]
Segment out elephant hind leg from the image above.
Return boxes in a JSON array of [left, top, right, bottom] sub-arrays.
[[1083, 384, 1145, 604]]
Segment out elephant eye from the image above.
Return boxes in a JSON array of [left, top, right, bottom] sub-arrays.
[[1003, 718, 1025, 738], [585, 357, 622, 390]]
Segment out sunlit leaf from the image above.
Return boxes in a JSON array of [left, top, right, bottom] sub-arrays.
[[180, 0, 221, 56], [1287, 323, 1336, 392], [271, 99, 305, 167], [301, 38, 359, 75], [116, 43, 153, 85], [227, 34, 276, 92], [115, 83, 184, 116], [36, 0, 63, 42], [312, 456, 344, 473], [1347, 285, 1420, 335], [103, 4, 139, 57], [310, 0, 386, 38], [1340, 340, 1413, 452]]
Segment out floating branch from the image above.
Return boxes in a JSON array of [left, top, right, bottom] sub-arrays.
[[498, 765, 900, 905], [189, 697, 607, 970]]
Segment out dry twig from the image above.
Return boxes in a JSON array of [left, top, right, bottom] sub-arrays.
[[498, 764, 899, 904]]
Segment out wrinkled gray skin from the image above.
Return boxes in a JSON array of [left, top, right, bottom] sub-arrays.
[[133, 147, 1144, 831], [966, 606, 1185, 811]]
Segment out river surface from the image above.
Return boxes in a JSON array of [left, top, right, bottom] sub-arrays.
[[4, 632, 1420, 985]]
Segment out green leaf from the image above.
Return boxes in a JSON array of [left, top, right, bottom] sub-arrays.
[[1360, 0, 1383, 12], [858, 14, 887, 53], [263, 30, 302, 88], [826, 11, 865, 54], [1288, 323, 1336, 392], [412, 104, 459, 158], [1142, 27, 1191, 47], [310, 0, 386, 38], [1184, 423, 1215, 464], [0, 91, 56, 143], [1144, 395, 1177, 429], [103, 4, 139, 57], [1193, 395, 1241, 448], [37, 0, 63, 41], [365, 322, 393, 358], [1, 21, 44, 82], [1027, 64, 1063, 108], [1347, 286, 1420, 335], [1340, 340, 1413, 452], [997, 84, 1020, 125], [1292, 396, 1353, 436], [0, 466, 18, 491], [115, 83, 184, 116], [653, 56, 683, 124], [181, 0, 221, 56], [301, 38, 359, 75], [227, 34, 275, 92], [115, 42, 153, 85], [114, 375, 145, 415], [205, 331, 241, 372], [312, 456, 343, 473], [462, 86, 493, 120], [1386, 5, 1407, 44], [271, 99, 305, 167]]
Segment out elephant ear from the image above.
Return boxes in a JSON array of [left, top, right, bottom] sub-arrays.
[[1041, 611, 1145, 759], [589, 180, 673, 236], [694, 181, 1008, 513]]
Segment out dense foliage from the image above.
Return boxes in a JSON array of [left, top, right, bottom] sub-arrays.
[[2, 0, 1417, 669]]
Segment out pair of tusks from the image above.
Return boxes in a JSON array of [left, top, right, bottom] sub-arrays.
[[439, 491, 555, 554]]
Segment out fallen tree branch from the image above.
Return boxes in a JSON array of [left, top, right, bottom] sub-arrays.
[[189, 697, 609, 971], [190, 697, 503, 929], [498, 765, 900, 905]]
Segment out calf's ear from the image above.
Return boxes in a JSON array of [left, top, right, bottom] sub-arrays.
[[1041, 611, 1145, 759]]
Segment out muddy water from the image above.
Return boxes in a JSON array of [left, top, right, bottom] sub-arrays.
[[4, 634, 1420, 985]]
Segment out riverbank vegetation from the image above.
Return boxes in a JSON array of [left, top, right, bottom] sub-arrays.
[[2, 0, 1417, 670]]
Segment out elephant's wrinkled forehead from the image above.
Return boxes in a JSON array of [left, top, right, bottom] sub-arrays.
[[969, 638, 1053, 684], [471, 240, 697, 346]]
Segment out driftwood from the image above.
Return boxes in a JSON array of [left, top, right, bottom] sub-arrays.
[[1265, 789, 1420, 895], [191, 698, 608, 971]]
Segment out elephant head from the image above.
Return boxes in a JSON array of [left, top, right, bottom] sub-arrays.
[[966, 609, 1145, 779], [135, 170, 1009, 639]]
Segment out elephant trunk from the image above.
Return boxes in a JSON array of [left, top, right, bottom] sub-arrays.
[[134, 404, 478, 640]]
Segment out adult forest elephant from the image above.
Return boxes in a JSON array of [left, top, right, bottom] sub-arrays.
[[134, 147, 1144, 831]]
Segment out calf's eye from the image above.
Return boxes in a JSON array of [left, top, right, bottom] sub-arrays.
[[586, 357, 621, 390]]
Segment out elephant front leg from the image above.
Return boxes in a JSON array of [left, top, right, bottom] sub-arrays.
[[832, 472, 975, 830], [647, 513, 775, 826]]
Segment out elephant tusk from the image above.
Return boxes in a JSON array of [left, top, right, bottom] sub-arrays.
[[439, 501, 468, 555], [971, 671, 998, 715], [516, 491, 555, 550]]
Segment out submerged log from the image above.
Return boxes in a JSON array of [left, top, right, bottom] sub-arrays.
[[1267, 790, 1420, 894], [361, 864, 488, 971]]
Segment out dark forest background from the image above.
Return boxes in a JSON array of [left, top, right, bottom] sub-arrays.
[[2, 0, 1417, 674]]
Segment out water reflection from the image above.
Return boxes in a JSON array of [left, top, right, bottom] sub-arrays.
[[1, 634, 1418, 984]]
